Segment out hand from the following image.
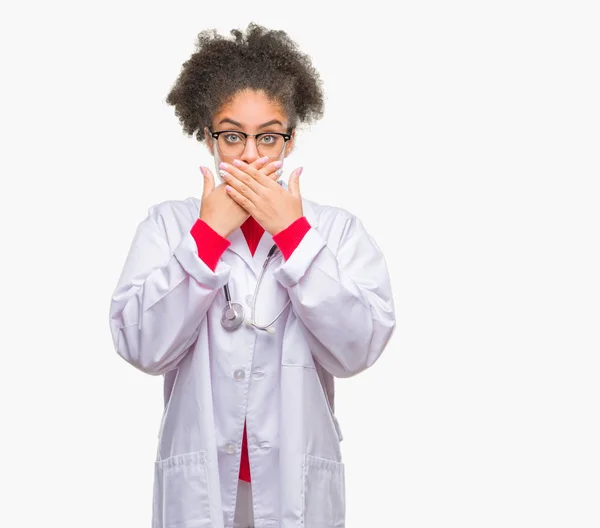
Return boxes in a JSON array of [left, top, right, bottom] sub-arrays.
[[199, 157, 281, 238], [220, 159, 304, 236]]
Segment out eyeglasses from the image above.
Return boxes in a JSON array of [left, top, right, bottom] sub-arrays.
[[208, 128, 291, 159]]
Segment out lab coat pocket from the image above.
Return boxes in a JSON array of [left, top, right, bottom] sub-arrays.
[[303, 454, 346, 528], [281, 316, 317, 368], [154, 451, 212, 528]]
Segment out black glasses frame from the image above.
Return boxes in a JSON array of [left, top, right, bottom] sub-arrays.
[[208, 128, 292, 143]]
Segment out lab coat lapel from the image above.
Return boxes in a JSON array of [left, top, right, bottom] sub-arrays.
[[226, 228, 278, 277], [225, 227, 258, 277], [224, 214, 279, 278], [253, 228, 279, 273]]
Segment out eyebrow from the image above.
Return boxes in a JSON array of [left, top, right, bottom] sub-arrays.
[[218, 118, 285, 129]]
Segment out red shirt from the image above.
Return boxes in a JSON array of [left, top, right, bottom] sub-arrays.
[[190, 215, 311, 482]]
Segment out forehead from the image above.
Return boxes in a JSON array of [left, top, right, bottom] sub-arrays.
[[213, 90, 288, 128]]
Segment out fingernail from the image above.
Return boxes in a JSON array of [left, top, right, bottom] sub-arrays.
[[273, 160, 283, 168], [297, 167, 303, 176], [219, 170, 229, 179], [200, 166, 206, 176], [260, 156, 269, 164], [219, 162, 228, 169], [233, 159, 242, 167]]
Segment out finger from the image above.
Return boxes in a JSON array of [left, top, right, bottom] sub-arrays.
[[200, 166, 214, 198], [220, 166, 261, 204], [220, 161, 264, 195], [262, 160, 284, 181], [288, 167, 303, 198], [225, 184, 257, 215], [249, 156, 269, 170], [232, 158, 277, 188], [229, 157, 281, 182], [253, 158, 280, 181]]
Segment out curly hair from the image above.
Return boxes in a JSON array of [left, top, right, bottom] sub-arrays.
[[165, 23, 325, 143]]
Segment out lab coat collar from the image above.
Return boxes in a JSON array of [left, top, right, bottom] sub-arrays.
[[225, 179, 320, 277]]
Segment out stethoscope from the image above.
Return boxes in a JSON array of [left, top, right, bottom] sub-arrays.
[[221, 244, 291, 334]]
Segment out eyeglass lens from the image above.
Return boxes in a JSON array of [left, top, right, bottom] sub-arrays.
[[217, 132, 285, 158]]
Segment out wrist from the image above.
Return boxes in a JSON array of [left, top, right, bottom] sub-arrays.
[[199, 214, 231, 239], [274, 216, 302, 235]]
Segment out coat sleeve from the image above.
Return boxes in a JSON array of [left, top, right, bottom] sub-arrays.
[[273, 214, 396, 378], [108, 204, 231, 375]]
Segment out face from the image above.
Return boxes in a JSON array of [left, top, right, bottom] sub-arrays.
[[205, 89, 295, 165]]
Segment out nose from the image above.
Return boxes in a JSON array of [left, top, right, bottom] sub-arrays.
[[240, 137, 260, 163]]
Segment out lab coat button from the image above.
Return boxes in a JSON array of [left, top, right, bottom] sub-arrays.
[[234, 369, 245, 381], [225, 443, 236, 454]]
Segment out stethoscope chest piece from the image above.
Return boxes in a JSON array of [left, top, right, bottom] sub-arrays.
[[221, 302, 245, 331], [220, 245, 289, 334]]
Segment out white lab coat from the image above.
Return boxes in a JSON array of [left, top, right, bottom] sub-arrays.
[[109, 184, 396, 528]]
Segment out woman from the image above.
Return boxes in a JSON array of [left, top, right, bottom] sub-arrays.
[[109, 23, 396, 528]]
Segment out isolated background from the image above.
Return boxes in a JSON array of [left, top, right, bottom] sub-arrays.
[[1, 1, 598, 526]]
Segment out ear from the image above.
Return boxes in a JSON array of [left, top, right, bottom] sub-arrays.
[[204, 127, 214, 156], [284, 129, 296, 158]]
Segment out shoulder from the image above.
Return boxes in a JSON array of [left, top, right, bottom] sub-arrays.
[[303, 196, 364, 236], [302, 196, 370, 248], [147, 196, 200, 223], [143, 196, 201, 249]]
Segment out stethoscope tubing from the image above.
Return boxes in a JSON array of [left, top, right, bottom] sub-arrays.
[[222, 244, 291, 332]]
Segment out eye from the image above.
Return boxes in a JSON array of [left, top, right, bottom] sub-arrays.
[[259, 134, 278, 145], [223, 132, 244, 144]]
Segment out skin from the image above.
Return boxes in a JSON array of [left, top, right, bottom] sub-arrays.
[[199, 89, 304, 238]]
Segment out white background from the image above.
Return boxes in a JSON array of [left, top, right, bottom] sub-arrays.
[[1, 1, 598, 526]]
